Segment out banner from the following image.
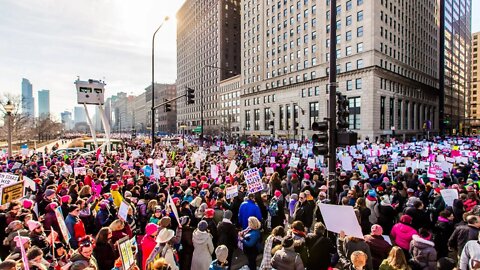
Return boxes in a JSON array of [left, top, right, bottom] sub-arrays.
[[243, 168, 263, 194], [54, 207, 70, 242], [0, 181, 24, 205], [225, 186, 238, 199]]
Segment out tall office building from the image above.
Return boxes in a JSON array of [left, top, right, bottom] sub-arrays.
[[440, 0, 472, 135], [74, 106, 87, 124], [471, 32, 480, 125], [239, 0, 440, 140], [38, 89, 50, 119], [146, 83, 177, 134], [176, 0, 241, 134], [60, 111, 74, 130], [21, 78, 34, 117]]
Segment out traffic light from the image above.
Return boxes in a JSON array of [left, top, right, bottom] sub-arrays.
[[165, 100, 172, 112], [336, 93, 349, 130], [312, 121, 329, 156], [269, 120, 274, 135], [186, 87, 195, 104]]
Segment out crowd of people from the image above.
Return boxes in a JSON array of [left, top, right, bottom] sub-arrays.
[[1, 135, 480, 270]]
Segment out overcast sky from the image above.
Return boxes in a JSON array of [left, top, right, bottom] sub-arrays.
[[0, 1, 479, 119]]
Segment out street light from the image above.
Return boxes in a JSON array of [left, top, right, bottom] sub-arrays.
[[300, 125, 305, 141], [151, 16, 169, 146], [200, 64, 236, 145], [5, 101, 15, 158]]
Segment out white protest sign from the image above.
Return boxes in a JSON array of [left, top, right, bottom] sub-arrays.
[[131, 150, 141, 159], [118, 200, 130, 221], [225, 186, 238, 199], [23, 176, 36, 192], [357, 164, 369, 179], [341, 156, 353, 171], [319, 203, 364, 239], [165, 168, 176, 178], [11, 162, 22, 171], [243, 168, 263, 194], [288, 156, 300, 167], [440, 189, 458, 206], [270, 157, 276, 164], [228, 161, 238, 175], [74, 167, 86, 176], [440, 161, 453, 173], [211, 165, 219, 179], [0, 173, 19, 187], [307, 158, 316, 169], [265, 167, 274, 175]]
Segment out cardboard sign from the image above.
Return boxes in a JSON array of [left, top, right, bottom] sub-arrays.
[[243, 168, 263, 194], [341, 156, 353, 171], [357, 164, 370, 179], [288, 156, 300, 167], [54, 207, 70, 242], [265, 167, 274, 175], [307, 158, 316, 169], [225, 186, 239, 199], [0, 173, 19, 187], [74, 167, 86, 176], [0, 181, 24, 205], [211, 165, 219, 179], [11, 162, 22, 171], [118, 236, 135, 270], [23, 176, 36, 192]]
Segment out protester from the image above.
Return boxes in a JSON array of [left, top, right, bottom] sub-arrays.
[[191, 220, 214, 270], [379, 246, 411, 270]]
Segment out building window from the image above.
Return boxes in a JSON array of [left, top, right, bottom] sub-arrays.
[[346, 31, 352, 41], [357, 59, 364, 68], [264, 108, 271, 130], [346, 62, 352, 71], [348, 97, 361, 130], [357, 11, 363, 21], [404, 101, 409, 129], [357, 26, 364, 37], [346, 15, 352, 26], [346, 46, 352, 56], [389, 97, 394, 129], [286, 104, 291, 130], [380, 96, 385, 130], [347, 80, 353, 91], [309, 102, 319, 129], [346, 0, 352, 10], [279, 105, 284, 130], [397, 100, 402, 130], [357, 42, 364, 52], [253, 109, 259, 131], [411, 102, 415, 130], [355, 78, 362, 89], [245, 110, 251, 130]]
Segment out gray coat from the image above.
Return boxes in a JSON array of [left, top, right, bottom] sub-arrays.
[[271, 246, 305, 270], [191, 229, 214, 270], [410, 235, 437, 270]]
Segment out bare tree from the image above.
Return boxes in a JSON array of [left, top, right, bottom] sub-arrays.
[[0, 94, 34, 141]]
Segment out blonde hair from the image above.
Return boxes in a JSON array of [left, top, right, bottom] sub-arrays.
[[385, 246, 410, 269], [78, 185, 92, 197], [147, 200, 158, 212], [109, 219, 125, 232], [248, 216, 262, 230]]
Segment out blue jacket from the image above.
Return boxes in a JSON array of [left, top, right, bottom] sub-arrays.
[[65, 214, 78, 249], [238, 200, 262, 229], [209, 260, 228, 270], [242, 229, 261, 248]]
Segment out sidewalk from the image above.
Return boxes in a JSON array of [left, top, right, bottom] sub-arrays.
[[37, 139, 72, 154]]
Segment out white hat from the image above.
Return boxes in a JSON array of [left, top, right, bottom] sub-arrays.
[[156, 228, 175, 244]]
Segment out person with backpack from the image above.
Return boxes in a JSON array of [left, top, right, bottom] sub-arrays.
[[269, 190, 285, 229], [305, 222, 335, 270]]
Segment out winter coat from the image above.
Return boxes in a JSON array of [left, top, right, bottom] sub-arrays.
[[238, 200, 262, 229], [111, 190, 123, 208], [390, 223, 417, 251], [179, 225, 194, 270], [271, 247, 305, 270], [141, 235, 158, 270], [448, 224, 480, 253], [377, 204, 397, 235], [293, 200, 314, 228], [338, 237, 373, 270], [65, 214, 86, 249], [42, 204, 60, 233], [191, 229, 214, 270], [364, 234, 392, 270], [93, 241, 116, 270], [208, 260, 228, 270], [433, 217, 454, 258], [70, 250, 99, 270], [409, 235, 437, 270], [305, 233, 334, 270], [30, 231, 50, 255], [216, 220, 237, 254], [459, 239, 480, 270]]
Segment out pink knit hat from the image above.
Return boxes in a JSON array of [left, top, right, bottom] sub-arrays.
[[274, 190, 282, 198], [371, 224, 383, 236], [23, 199, 34, 209], [145, 223, 160, 236]]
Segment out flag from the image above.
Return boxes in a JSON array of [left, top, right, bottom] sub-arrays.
[[167, 193, 181, 226], [17, 231, 30, 270]]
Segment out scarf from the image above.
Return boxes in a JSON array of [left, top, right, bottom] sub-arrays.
[[292, 229, 306, 238]]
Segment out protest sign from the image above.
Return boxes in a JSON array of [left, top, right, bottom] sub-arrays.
[[18, 231, 30, 270], [11, 162, 22, 171], [243, 168, 263, 194], [0, 181, 24, 205], [0, 173, 19, 187], [357, 164, 369, 179], [131, 150, 141, 158], [387, 162, 395, 171], [288, 156, 300, 167], [54, 207, 70, 242], [380, 164, 388, 174], [74, 167, 86, 176], [211, 165, 219, 179], [307, 158, 316, 169], [23, 176, 36, 192], [270, 156, 276, 164], [118, 236, 135, 270], [440, 189, 458, 206], [165, 168, 176, 178], [341, 156, 353, 171], [118, 201, 130, 221], [228, 161, 237, 175], [265, 167, 274, 175], [167, 193, 181, 225], [319, 203, 364, 239], [225, 186, 239, 199]]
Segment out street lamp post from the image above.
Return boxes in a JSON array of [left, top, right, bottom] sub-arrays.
[[301, 125, 305, 141], [151, 16, 169, 146], [5, 101, 15, 158]]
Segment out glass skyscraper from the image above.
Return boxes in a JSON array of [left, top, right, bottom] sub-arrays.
[[21, 78, 34, 117], [440, 0, 472, 135]]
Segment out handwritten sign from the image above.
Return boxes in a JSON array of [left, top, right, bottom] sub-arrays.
[[118, 236, 135, 270], [0, 173, 19, 187], [243, 168, 263, 194], [288, 156, 300, 167], [228, 161, 237, 175], [440, 189, 458, 206], [74, 167, 86, 176], [265, 167, 274, 175], [225, 186, 238, 199], [118, 201, 130, 221]]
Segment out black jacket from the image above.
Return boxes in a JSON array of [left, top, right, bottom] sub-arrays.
[[217, 220, 237, 251], [305, 233, 334, 270]]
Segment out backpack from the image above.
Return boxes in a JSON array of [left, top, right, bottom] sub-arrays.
[[268, 198, 279, 217]]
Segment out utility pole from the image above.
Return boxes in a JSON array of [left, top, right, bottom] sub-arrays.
[[328, 0, 338, 188]]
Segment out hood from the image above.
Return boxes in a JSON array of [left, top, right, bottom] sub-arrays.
[[412, 234, 434, 248], [275, 247, 297, 264], [192, 229, 211, 245]]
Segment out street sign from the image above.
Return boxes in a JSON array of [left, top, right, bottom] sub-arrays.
[[193, 126, 203, 133]]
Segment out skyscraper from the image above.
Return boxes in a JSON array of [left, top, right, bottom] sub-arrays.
[[440, 0, 472, 135], [38, 89, 50, 119], [470, 32, 479, 128], [74, 106, 87, 124], [176, 0, 241, 134], [21, 78, 34, 117], [60, 111, 74, 130]]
